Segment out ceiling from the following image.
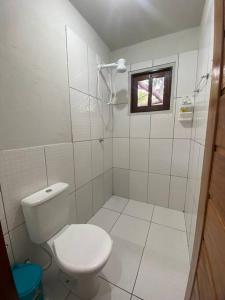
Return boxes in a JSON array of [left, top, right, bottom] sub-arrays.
[[70, 0, 205, 50]]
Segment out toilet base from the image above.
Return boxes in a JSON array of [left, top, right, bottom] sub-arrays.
[[60, 272, 100, 299]]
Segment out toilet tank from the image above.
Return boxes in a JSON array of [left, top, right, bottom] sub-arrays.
[[22, 183, 70, 244]]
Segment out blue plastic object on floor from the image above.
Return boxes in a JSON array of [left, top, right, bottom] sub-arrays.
[[12, 263, 44, 300]]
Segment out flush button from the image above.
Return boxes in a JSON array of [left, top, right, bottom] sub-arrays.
[[45, 189, 52, 193]]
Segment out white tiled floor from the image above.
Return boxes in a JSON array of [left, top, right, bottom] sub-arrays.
[[43, 197, 190, 300]]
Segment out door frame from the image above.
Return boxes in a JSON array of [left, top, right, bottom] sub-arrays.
[[185, 0, 224, 298]]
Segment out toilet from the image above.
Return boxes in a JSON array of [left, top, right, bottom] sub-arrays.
[[21, 182, 112, 300]]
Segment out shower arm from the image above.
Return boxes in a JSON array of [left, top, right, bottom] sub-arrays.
[[98, 63, 117, 71]]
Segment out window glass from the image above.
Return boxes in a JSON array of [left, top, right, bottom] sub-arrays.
[[137, 79, 149, 107], [151, 77, 165, 106]]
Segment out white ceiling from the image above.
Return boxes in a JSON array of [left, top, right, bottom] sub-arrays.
[[70, 0, 205, 50]]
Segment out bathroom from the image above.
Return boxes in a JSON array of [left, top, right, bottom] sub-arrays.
[[0, 0, 222, 299]]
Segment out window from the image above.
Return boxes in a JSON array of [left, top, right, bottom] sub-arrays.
[[130, 67, 173, 113]]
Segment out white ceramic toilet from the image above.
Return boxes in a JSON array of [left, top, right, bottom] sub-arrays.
[[21, 183, 112, 300]]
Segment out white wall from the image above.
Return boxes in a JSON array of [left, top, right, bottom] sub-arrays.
[[110, 27, 200, 212], [0, 0, 112, 269], [111, 51, 198, 212], [184, 0, 214, 260], [111, 27, 199, 64], [0, 0, 109, 150]]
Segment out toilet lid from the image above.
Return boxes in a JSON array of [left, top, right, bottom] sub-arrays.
[[53, 224, 112, 275]]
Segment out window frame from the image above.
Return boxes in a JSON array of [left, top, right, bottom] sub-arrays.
[[130, 66, 173, 113]]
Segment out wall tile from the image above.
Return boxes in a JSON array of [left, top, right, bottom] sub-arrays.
[[113, 104, 130, 138], [188, 141, 200, 197], [148, 173, 170, 207], [113, 168, 129, 198], [90, 97, 103, 139], [171, 139, 191, 178], [194, 144, 204, 205], [68, 192, 77, 225], [74, 141, 92, 189], [169, 176, 187, 211], [184, 180, 195, 240], [66, 27, 88, 93], [113, 138, 129, 169], [45, 143, 75, 193], [130, 139, 149, 172], [91, 140, 104, 178], [177, 50, 198, 97], [10, 223, 47, 265], [99, 64, 111, 101], [88, 47, 100, 98], [70, 89, 91, 141], [114, 66, 130, 104], [0, 147, 47, 230], [103, 104, 113, 138], [149, 139, 173, 175], [104, 138, 113, 172], [0, 191, 8, 234], [129, 170, 148, 203], [76, 182, 93, 223], [104, 169, 113, 203], [188, 201, 198, 259], [4, 234, 14, 265], [0, 29, 71, 150], [174, 98, 192, 138], [130, 114, 150, 138], [92, 174, 104, 214], [131, 60, 153, 71], [150, 113, 174, 138]]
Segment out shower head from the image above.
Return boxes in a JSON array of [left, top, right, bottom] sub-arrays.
[[116, 58, 127, 73], [98, 58, 127, 73]]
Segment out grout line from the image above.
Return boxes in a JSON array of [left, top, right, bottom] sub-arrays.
[[98, 275, 132, 295], [108, 198, 130, 233], [43, 147, 49, 187], [151, 221, 186, 232], [75, 168, 113, 192], [146, 120, 151, 203], [112, 166, 189, 179], [0, 183, 16, 263], [122, 212, 152, 223], [130, 206, 155, 295], [65, 26, 79, 222]]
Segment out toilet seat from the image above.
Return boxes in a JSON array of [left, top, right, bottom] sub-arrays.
[[52, 224, 112, 276]]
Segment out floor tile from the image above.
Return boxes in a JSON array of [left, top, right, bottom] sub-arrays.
[[43, 263, 69, 300], [146, 223, 190, 262], [133, 248, 189, 300], [131, 296, 141, 300], [123, 200, 154, 221], [101, 236, 143, 293], [88, 208, 120, 232], [103, 196, 129, 212], [66, 277, 131, 300], [111, 214, 149, 247], [152, 206, 186, 231]]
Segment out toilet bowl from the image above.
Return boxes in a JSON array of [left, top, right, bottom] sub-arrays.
[[47, 224, 112, 299], [21, 183, 113, 300]]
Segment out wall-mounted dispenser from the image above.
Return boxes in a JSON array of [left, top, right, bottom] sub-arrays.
[[178, 97, 194, 122]]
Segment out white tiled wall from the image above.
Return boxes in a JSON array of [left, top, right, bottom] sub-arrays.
[[184, 0, 214, 260], [113, 52, 198, 212], [0, 25, 112, 266]]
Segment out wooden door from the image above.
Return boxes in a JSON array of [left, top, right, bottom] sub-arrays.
[[185, 0, 225, 299], [0, 223, 18, 299]]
